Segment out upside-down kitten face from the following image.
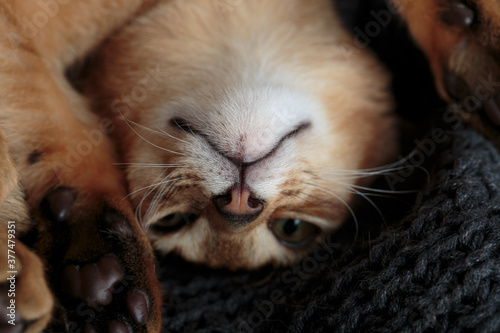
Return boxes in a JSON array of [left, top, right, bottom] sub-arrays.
[[87, 0, 397, 269]]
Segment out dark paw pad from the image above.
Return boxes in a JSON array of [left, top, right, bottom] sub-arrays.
[[126, 291, 150, 326], [62, 254, 123, 307], [108, 320, 133, 333], [37, 197, 160, 331], [58, 254, 152, 331], [40, 187, 76, 222]]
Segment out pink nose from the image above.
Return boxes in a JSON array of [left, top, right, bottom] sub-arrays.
[[214, 186, 264, 221]]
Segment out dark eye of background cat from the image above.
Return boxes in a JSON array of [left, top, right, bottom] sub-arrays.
[[270, 218, 321, 249], [151, 213, 198, 234]]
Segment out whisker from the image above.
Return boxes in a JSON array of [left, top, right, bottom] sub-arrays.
[[126, 119, 192, 146], [114, 162, 185, 168], [349, 187, 387, 226], [137, 185, 156, 226], [311, 166, 410, 178], [155, 125, 190, 144], [125, 177, 182, 200], [134, 171, 167, 226], [300, 181, 359, 242], [309, 158, 410, 174], [145, 175, 174, 224], [331, 181, 418, 195], [121, 117, 187, 156], [309, 150, 431, 182]]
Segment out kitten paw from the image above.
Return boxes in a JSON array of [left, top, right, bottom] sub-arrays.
[[0, 238, 54, 333], [36, 187, 162, 332], [60, 256, 152, 332]]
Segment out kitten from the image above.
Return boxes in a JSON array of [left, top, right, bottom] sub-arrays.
[[86, 0, 398, 269]]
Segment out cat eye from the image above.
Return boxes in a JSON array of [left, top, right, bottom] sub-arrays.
[[150, 213, 198, 234], [270, 218, 320, 249]]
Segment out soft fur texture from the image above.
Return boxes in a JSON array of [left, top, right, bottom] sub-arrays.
[[0, 1, 163, 331], [0, 0, 398, 331], [7, 0, 500, 331], [86, 0, 397, 270]]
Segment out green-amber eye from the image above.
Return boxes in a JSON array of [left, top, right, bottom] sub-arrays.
[[270, 219, 320, 248], [151, 213, 197, 234]]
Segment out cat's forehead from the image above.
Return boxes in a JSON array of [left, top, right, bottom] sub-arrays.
[[148, 212, 331, 269]]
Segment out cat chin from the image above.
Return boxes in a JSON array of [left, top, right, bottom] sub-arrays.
[[86, 0, 398, 268]]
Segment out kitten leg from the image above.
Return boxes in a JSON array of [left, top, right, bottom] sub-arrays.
[[0, 2, 162, 331], [0, 129, 54, 333], [0, 231, 54, 333]]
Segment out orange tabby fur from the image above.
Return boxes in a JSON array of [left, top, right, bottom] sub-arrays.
[[0, 0, 397, 330], [0, 1, 162, 331], [86, 0, 398, 269]]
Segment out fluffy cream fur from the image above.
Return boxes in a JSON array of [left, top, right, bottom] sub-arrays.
[[87, 0, 398, 269]]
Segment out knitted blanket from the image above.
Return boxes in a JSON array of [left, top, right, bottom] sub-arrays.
[[159, 124, 500, 332], [157, 1, 500, 332]]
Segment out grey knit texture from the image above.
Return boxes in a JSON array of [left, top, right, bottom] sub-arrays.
[[158, 125, 500, 332]]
